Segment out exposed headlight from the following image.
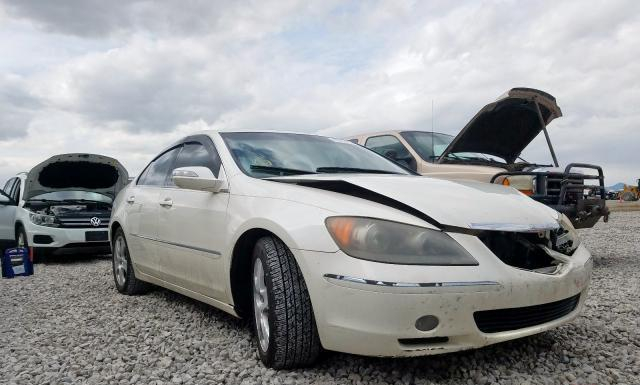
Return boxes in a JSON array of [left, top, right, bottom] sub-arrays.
[[502, 175, 535, 196], [325, 217, 478, 265], [29, 212, 58, 227], [552, 214, 580, 255]]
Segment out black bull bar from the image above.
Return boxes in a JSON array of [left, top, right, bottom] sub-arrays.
[[490, 163, 609, 229]]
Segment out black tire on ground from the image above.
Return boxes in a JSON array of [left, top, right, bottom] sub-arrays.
[[622, 191, 638, 201], [251, 236, 322, 369], [15, 225, 49, 263], [112, 228, 149, 295]]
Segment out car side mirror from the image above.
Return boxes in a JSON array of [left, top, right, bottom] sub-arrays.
[[172, 167, 223, 193], [0, 191, 15, 206]]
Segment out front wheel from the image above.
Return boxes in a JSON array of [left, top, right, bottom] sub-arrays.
[[251, 236, 321, 369], [112, 228, 149, 295], [15, 226, 49, 263]]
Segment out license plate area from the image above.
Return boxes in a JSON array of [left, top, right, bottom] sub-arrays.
[[85, 231, 108, 242]]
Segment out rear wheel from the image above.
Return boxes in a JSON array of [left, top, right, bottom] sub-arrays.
[[251, 236, 321, 369], [622, 191, 638, 201], [112, 228, 149, 295]]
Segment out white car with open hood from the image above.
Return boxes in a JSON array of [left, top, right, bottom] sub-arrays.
[[109, 131, 592, 368], [0, 154, 129, 261]]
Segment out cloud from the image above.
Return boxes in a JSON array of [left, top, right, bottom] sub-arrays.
[[0, 74, 41, 139], [0, 0, 638, 184]]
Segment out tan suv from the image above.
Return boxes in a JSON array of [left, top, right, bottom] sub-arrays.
[[346, 88, 608, 228]]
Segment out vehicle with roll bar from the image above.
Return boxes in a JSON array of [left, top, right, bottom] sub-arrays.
[[346, 88, 609, 229]]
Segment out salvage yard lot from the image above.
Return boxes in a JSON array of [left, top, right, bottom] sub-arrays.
[[2, 213, 639, 385]]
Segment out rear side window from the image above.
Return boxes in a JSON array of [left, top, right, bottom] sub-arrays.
[[138, 147, 181, 186]]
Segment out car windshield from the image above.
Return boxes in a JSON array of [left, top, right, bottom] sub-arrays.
[[29, 191, 113, 203], [221, 132, 412, 178], [400, 131, 507, 164]]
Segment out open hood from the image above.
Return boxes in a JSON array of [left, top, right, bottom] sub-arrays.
[[270, 174, 560, 231], [438, 88, 562, 164], [24, 153, 129, 201]]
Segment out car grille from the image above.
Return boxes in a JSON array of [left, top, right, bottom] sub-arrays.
[[537, 173, 583, 205], [57, 215, 110, 229], [473, 294, 580, 333]]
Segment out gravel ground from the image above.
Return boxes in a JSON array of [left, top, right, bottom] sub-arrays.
[[1, 212, 639, 385]]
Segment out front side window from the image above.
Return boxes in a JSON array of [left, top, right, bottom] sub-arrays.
[[138, 147, 181, 186], [168, 142, 222, 187], [400, 131, 454, 162], [364, 135, 415, 170], [221, 132, 411, 178], [11, 180, 21, 202], [3, 178, 16, 195]]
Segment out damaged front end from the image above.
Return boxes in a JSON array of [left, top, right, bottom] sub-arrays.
[[477, 215, 580, 274]]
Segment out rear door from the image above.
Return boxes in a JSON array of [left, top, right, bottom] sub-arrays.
[[0, 178, 18, 242], [125, 147, 181, 277], [155, 137, 230, 300]]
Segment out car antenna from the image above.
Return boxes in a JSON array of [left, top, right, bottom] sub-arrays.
[[431, 99, 435, 160]]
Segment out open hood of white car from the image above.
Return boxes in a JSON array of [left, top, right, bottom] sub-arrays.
[[24, 153, 129, 201], [438, 88, 562, 164], [271, 174, 560, 231]]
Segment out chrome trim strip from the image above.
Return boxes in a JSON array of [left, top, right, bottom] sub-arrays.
[[323, 274, 499, 288], [468, 222, 559, 232], [131, 234, 221, 256]]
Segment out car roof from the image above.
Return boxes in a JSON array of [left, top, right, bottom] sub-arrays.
[[344, 130, 453, 140]]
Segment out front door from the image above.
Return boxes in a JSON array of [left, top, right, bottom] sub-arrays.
[[0, 178, 18, 242], [155, 139, 229, 300]]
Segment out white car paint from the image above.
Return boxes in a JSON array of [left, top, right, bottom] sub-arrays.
[[0, 154, 128, 256], [110, 130, 592, 360]]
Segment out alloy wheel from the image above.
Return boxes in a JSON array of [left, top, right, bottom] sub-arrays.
[[114, 236, 128, 287], [253, 258, 270, 352]]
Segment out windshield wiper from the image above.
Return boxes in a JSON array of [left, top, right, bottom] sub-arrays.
[[316, 167, 400, 174], [250, 165, 316, 176]]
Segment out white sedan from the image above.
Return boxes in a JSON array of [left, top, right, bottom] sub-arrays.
[[109, 130, 592, 368]]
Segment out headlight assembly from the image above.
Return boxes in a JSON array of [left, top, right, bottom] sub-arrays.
[[502, 175, 535, 196], [552, 214, 580, 255], [325, 217, 478, 265], [29, 212, 58, 227]]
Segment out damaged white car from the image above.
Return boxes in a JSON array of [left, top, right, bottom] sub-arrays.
[[109, 131, 592, 369], [0, 154, 129, 261]]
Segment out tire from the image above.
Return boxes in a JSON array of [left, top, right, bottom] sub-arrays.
[[15, 226, 49, 263], [622, 191, 638, 202], [112, 228, 149, 295], [251, 236, 321, 369]]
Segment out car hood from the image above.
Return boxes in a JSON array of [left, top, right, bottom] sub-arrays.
[[270, 174, 560, 231], [24, 153, 129, 201], [438, 88, 562, 164]]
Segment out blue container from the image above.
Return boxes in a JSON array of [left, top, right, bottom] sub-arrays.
[[1, 247, 33, 278]]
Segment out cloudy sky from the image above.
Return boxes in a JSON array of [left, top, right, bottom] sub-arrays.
[[0, 0, 638, 184]]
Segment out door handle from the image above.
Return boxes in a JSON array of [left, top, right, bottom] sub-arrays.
[[159, 198, 173, 207], [126, 196, 135, 204]]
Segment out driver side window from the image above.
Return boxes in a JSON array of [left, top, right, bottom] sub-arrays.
[[365, 135, 416, 170]]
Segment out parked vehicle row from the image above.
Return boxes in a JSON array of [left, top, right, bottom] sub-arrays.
[[0, 89, 600, 368]]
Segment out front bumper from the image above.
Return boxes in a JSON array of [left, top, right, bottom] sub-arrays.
[[294, 232, 593, 357], [24, 222, 110, 254]]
